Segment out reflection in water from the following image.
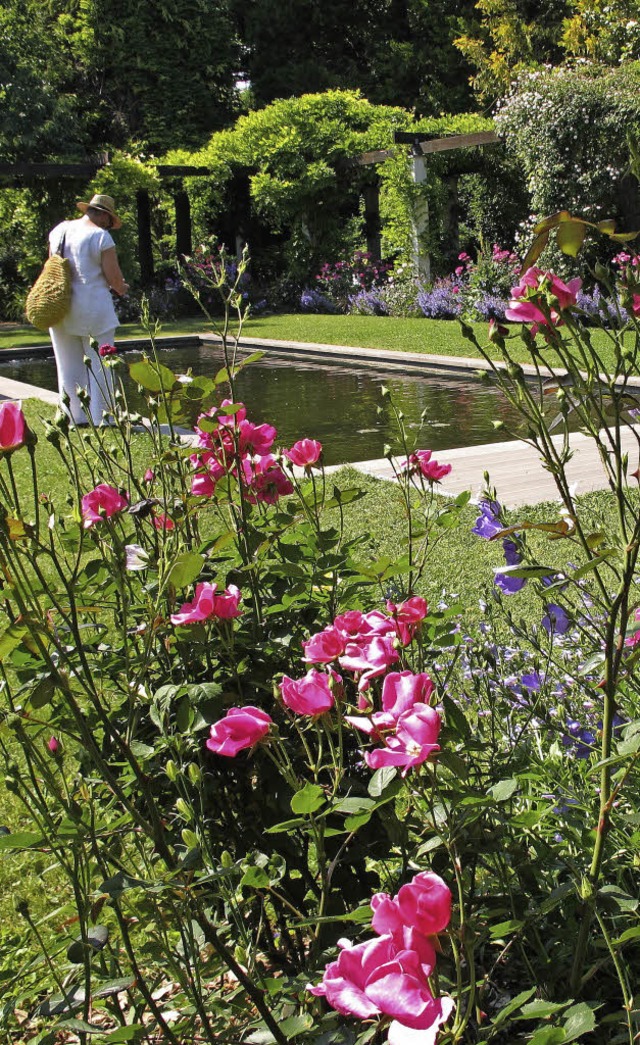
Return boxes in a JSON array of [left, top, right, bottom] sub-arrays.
[[0, 344, 527, 466]]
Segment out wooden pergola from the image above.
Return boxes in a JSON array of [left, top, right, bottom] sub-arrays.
[[0, 158, 210, 285], [353, 129, 500, 278], [1, 131, 500, 288]]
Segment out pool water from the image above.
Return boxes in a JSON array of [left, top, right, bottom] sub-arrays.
[[0, 343, 527, 467]]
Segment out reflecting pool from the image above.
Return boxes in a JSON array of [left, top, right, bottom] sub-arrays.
[[0, 342, 527, 467]]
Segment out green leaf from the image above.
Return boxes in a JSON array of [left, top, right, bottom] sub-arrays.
[[0, 831, 44, 850], [488, 919, 525, 940], [556, 220, 587, 257], [443, 695, 471, 740], [67, 925, 109, 964], [368, 766, 397, 797], [612, 925, 640, 946], [495, 564, 557, 580], [491, 987, 537, 1027], [0, 623, 28, 662], [29, 675, 55, 709], [129, 741, 155, 761], [290, 783, 325, 815], [333, 796, 375, 815], [598, 884, 638, 912], [54, 1019, 106, 1035], [527, 1028, 566, 1045], [522, 229, 550, 271], [264, 817, 308, 834], [344, 812, 372, 830], [101, 1026, 145, 1042], [91, 976, 136, 1000], [99, 872, 147, 898], [562, 1002, 596, 1041], [490, 778, 518, 802], [166, 552, 204, 589], [280, 1013, 314, 1038], [518, 999, 569, 1020], [241, 865, 271, 889], [129, 358, 178, 393]]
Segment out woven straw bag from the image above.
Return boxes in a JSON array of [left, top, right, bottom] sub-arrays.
[[25, 231, 72, 331]]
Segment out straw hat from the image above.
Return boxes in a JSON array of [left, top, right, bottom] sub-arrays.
[[76, 194, 122, 229]]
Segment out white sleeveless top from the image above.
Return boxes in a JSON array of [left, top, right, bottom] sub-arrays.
[[49, 217, 119, 336]]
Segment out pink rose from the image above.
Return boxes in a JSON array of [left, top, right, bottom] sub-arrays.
[[206, 706, 272, 757], [152, 513, 175, 531], [0, 401, 27, 453], [47, 736, 60, 755], [241, 454, 294, 504], [333, 610, 395, 643], [386, 596, 428, 645], [303, 627, 346, 664], [81, 484, 128, 527], [308, 935, 394, 1018], [280, 669, 336, 715], [171, 582, 217, 625], [143, 468, 155, 483], [285, 439, 323, 468], [339, 635, 399, 693], [506, 267, 581, 337], [402, 450, 452, 483], [396, 872, 452, 937], [212, 583, 242, 619], [387, 999, 455, 1045], [98, 343, 117, 357], [364, 703, 441, 772], [171, 582, 242, 625], [190, 452, 227, 497], [381, 671, 434, 719], [309, 931, 454, 1039], [238, 419, 277, 456]]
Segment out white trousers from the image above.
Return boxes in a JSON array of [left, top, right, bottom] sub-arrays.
[[49, 327, 116, 424]]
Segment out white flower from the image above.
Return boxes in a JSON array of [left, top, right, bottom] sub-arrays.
[[125, 544, 150, 571]]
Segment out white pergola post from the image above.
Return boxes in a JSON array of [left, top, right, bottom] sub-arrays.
[[411, 153, 430, 282]]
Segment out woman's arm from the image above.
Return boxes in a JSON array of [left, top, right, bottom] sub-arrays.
[[101, 247, 129, 296]]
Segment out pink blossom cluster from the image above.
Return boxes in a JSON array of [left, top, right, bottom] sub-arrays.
[[610, 253, 640, 316], [206, 596, 441, 774], [189, 400, 297, 503], [401, 450, 451, 483], [505, 267, 582, 338], [171, 581, 242, 626], [309, 871, 454, 1045]]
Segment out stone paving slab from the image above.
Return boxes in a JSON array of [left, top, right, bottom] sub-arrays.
[[335, 426, 640, 507]]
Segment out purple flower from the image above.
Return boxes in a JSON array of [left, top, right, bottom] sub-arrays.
[[472, 293, 508, 321], [542, 603, 570, 635], [417, 281, 462, 319], [521, 671, 542, 692], [472, 499, 504, 539], [300, 289, 338, 314], [494, 539, 526, 594], [562, 719, 596, 758]]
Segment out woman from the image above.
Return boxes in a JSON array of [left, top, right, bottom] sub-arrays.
[[48, 193, 129, 425]]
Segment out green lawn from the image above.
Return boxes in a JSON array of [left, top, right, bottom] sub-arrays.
[[0, 313, 627, 371]]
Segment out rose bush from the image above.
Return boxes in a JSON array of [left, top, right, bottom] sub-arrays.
[[0, 240, 639, 1045]]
